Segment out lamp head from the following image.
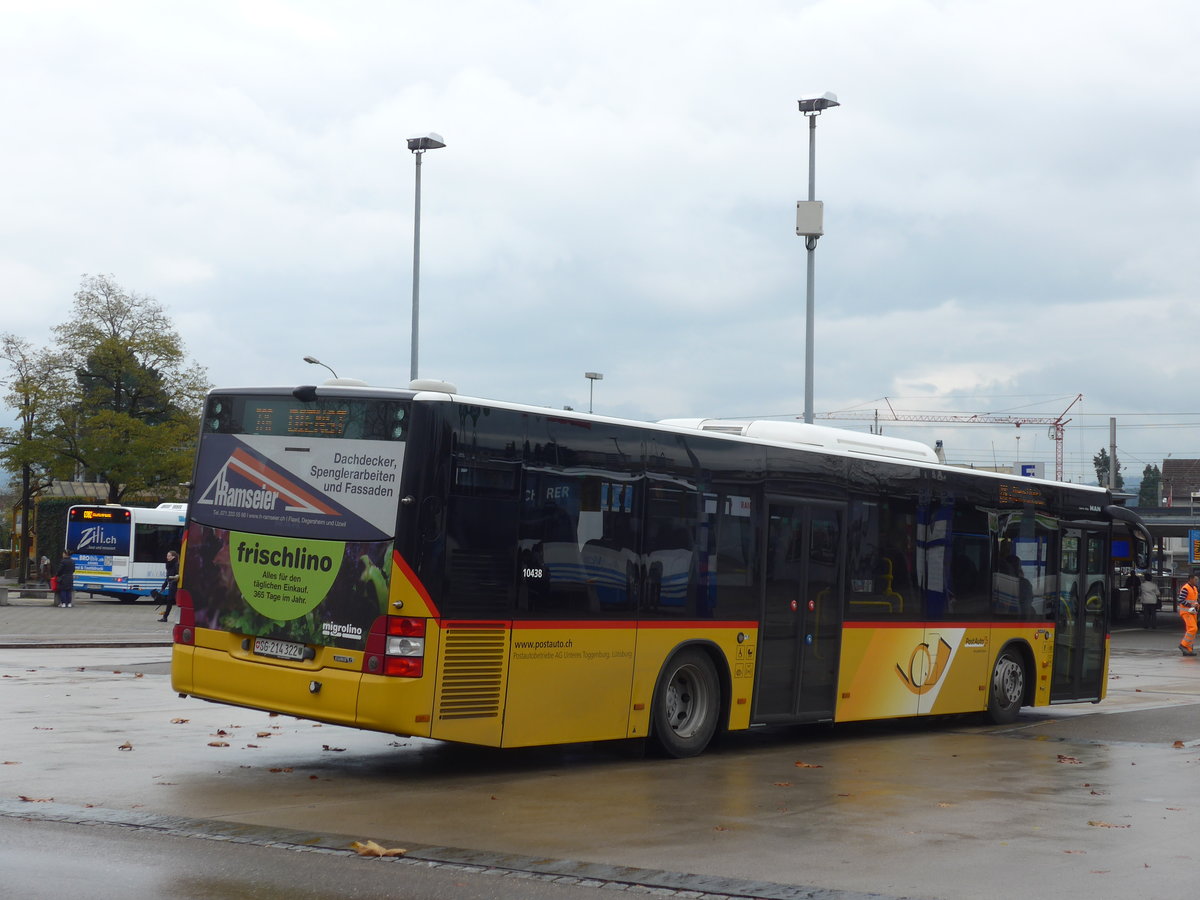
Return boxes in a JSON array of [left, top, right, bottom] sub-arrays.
[[407, 133, 446, 152], [797, 92, 840, 114]]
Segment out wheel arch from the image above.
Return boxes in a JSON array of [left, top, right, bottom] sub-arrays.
[[649, 639, 732, 736], [994, 638, 1036, 707]]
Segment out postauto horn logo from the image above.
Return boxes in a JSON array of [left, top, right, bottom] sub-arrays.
[[895, 635, 954, 695], [197, 446, 341, 517]]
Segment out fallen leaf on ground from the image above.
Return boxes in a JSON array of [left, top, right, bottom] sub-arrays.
[[936, 802, 953, 808], [207, 741, 230, 747], [3, 761, 20, 765], [794, 761, 823, 768], [1056, 755, 1082, 764], [18, 796, 53, 802], [170, 718, 189, 724], [772, 782, 793, 787], [117, 741, 133, 751], [322, 745, 346, 752], [256, 732, 272, 738], [1173, 740, 1186, 748], [268, 767, 293, 773], [1088, 820, 1131, 828], [351, 840, 406, 857]]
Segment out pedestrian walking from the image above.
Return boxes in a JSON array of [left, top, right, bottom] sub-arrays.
[[1178, 574, 1199, 655], [157, 550, 179, 623], [39, 555, 51, 585], [55, 550, 75, 608], [1140, 575, 1159, 629]]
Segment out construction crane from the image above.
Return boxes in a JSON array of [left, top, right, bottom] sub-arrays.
[[815, 394, 1083, 481]]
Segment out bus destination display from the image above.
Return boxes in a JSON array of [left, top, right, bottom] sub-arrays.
[[251, 404, 350, 437]]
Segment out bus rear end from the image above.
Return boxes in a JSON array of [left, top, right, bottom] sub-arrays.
[[171, 388, 437, 737], [66, 505, 134, 597]]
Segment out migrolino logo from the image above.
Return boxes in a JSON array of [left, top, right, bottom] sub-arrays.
[[197, 447, 341, 517]]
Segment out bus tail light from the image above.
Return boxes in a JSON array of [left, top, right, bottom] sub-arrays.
[[363, 616, 426, 677], [173, 589, 195, 645]]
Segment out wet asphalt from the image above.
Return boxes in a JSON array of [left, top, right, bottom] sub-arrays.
[[5, 581, 1200, 899]]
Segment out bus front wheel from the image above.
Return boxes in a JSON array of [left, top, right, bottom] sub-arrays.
[[987, 647, 1026, 725], [650, 648, 720, 758]]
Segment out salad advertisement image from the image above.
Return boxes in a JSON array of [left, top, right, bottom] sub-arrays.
[[184, 522, 392, 650]]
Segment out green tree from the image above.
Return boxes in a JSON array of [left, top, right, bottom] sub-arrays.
[[1092, 447, 1124, 490], [50, 275, 210, 502], [1138, 464, 1161, 507], [1, 275, 210, 509], [0, 334, 71, 580]]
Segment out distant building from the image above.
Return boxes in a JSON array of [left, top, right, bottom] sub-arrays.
[[1160, 459, 1200, 508]]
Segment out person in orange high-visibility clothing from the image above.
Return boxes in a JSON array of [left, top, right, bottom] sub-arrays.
[[1178, 575, 1199, 656]]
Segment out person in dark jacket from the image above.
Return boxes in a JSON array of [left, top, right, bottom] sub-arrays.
[[158, 550, 179, 623], [55, 550, 75, 608]]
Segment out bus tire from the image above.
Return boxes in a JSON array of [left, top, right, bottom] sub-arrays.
[[650, 648, 720, 758], [987, 646, 1026, 725]]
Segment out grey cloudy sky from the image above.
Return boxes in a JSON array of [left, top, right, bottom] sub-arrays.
[[3, 0, 1198, 485]]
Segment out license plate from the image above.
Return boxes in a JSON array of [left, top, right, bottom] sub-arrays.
[[252, 637, 307, 661]]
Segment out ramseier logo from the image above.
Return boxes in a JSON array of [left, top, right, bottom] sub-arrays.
[[197, 446, 340, 517], [206, 467, 278, 510]]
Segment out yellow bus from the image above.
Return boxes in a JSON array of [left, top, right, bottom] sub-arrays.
[[171, 381, 1151, 757]]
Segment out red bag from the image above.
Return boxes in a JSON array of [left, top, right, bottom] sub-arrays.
[[49, 576, 58, 591]]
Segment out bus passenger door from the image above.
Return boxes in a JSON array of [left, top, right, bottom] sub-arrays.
[[1051, 527, 1108, 702], [753, 499, 844, 722]]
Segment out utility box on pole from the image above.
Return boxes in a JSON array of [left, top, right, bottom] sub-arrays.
[[795, 200, 824, 237]]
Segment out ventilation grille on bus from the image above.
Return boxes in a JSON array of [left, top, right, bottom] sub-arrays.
[[437, 623, 507, 720]]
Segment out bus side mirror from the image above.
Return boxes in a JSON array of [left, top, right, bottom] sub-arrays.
[[1135, 536, 1150, 571]]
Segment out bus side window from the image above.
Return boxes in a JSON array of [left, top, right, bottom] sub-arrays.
[[847, 497, 918, 620], [946, 502, 989, 619]]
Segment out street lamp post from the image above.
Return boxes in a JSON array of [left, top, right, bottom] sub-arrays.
[[303, 355, 338, 379], [407, 132, 446, 383], [796, 92, 840, 425], [585, 372, 603, 413]]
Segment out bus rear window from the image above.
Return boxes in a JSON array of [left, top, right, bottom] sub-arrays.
[[203, 395, 409, 442]]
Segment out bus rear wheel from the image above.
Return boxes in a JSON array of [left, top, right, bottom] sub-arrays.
[[650, 648, 720, 758], [987, 647, 1026, 725]]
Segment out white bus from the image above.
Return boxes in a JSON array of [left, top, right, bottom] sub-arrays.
[[65, 503, 187, 601]]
